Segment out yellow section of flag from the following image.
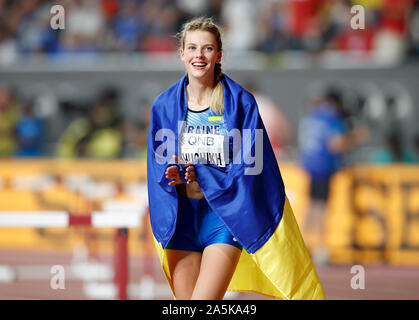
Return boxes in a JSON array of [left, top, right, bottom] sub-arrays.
[[208, 116, 222, 121], [154, 196, 326, 300]]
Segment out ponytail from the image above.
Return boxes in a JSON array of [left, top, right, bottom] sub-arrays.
[[210, 62, 224, 115]]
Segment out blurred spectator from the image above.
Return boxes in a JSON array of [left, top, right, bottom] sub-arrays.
[[57, 88, 123, 158], [334, 25, 376, 59], [57, 0, 105, 53], [0, 85, 20, 157], [0, 20, 18, 65], [139, 0, 181, 52], [221, 0, 260, 52], [408, 0, 419, 58], [121, 98, 151, 159], [373, 0, 414, 63], [246, 82, 292, 159], [0, 0, 417, 62], [287, 0, 325, 51], [101, 0, 119, 20], [206, 0, 223, 24], [312, 0, 344, 52], [258, 0, 288, 53], [16, 101, 44, 157], [351, 0, 383, 26], [176, 0, 209, 18], [298, 86, 369, 265], [369, 130, 416, 163], [14, 1, 57, 54], [378, 0, 413, 35], [112, 0, 146, 52], [414, 132, 419, 162], [330, 0, 376, 59]]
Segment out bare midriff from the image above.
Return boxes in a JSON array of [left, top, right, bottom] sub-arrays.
[[176, 181, 204, 199]]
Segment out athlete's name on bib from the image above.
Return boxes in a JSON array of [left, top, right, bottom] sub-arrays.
[[154, 125, 264, 175], [185, 124, 221, 135], [181, 152, 225, 167], [180, 133, 227, 167]]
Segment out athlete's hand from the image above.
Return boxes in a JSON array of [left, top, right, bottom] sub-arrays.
[[165, 164, 183, 186], [165, 155, 196, 185]]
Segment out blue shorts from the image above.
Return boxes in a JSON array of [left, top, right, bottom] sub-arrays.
[[167, 195, 242, 252]]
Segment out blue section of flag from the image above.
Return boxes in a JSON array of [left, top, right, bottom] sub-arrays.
[[147, 74, 285, 254]]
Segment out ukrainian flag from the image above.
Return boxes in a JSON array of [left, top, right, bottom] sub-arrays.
[[154, 196, 325, 300], [147, 74, 325, 300]]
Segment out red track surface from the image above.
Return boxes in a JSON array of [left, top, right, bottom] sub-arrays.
[[0, 250, 418, 300]]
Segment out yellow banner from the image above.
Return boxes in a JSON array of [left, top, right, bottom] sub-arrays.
[[326, 165, 419, 265], [0, 159, 418, 265]]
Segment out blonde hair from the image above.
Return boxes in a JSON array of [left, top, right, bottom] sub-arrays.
[[177, 17, 224, 115]]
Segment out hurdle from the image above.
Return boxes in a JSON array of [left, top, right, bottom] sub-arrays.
[[0, 210, 141, 300]]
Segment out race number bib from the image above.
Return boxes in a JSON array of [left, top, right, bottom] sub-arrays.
[[179, 133, 227, 167]]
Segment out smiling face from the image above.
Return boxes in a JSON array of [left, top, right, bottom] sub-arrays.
[[180, 30, 222, 84]]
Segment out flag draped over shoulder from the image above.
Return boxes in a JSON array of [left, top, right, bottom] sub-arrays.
[[147, 74, 325, 300]]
